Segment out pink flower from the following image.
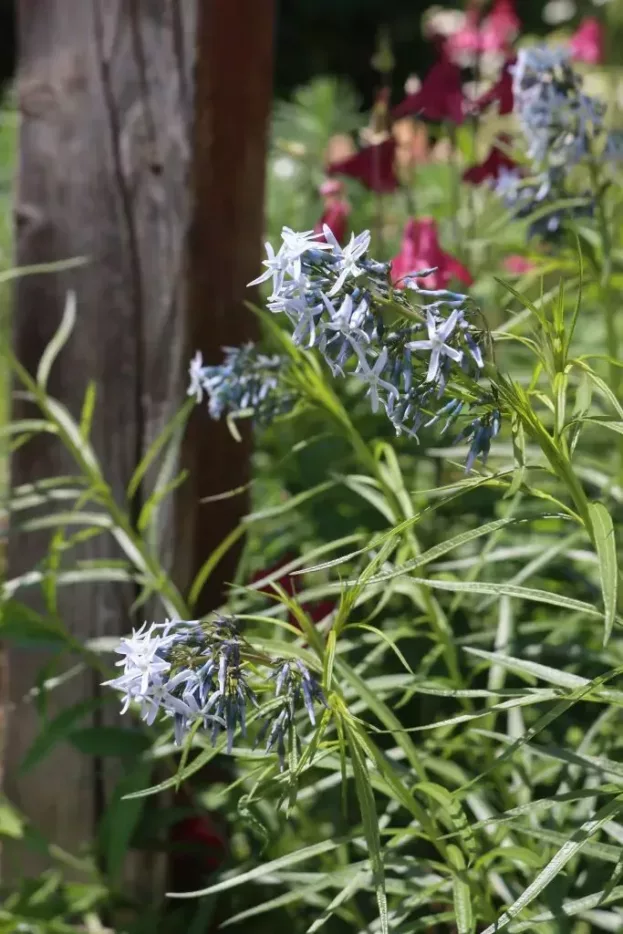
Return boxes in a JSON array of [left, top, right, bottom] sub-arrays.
[[393, 55, 465, 125], [327, 137, 399, 193], [481, 0, 520, 54], [444, 0, 520, 64], [473, 56, 515, 116], [445, 5, 482, 65], [314, 179, 350, 245], [319, 179, 343, 197], [569, 17, 604, 66], [391, 217, 473, 290], [503, 255, 535, 275], [463, 141, 517, 184]]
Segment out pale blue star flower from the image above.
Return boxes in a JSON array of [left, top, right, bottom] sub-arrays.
[[319, 293, 371, 351], [137, 670, 196, 726], [187, 351, 207, 403], [287, 295, 323, 348], [406, 310, 464, 383], [107, 622, 174, 693], [325, 227, 372, 296], [103, 621, 179, 713], [353, 345, 399, 413], [247, 241, 291, 295], [281, 226, 331, 265]]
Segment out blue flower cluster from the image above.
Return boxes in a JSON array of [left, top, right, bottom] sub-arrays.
[[187, 226, 499, 469], [499, 46, 611, 240], [104, 616, 326, 759], [512, 46, 604, 170], [258, 661, 327, 767], [247, 226, 497, 459], [188, 344, 294, 424], [495, 168, 593, 240]]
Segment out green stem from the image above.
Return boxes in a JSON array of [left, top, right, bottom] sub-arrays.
[[319, 385, 469, 703], [589, 158, 623, 480]]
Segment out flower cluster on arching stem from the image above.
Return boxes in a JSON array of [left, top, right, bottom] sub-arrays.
[[104, 615, 326, 763], [496, 46, 616, 239], [190, 225, 501, 471], [188, 343, 295, 425]]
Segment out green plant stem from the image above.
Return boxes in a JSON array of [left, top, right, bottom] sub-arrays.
[[590, 158, 623, 480], [317, 381, 469, 704]]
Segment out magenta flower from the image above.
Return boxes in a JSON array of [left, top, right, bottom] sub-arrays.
[[392, 56, 465, 124], [391, 217, 473, 290], [463, 140, 517, 184], [569, 17, 604, 66], [444, 0, 519, 64], [503, 255, 535, 275], [473, 56, 515, 116], [444, 5, 482, 65], [481, 0, 520, 54], [327, 137, 399, 193]]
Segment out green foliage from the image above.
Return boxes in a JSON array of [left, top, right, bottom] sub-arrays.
[[5, 34, 623, 934]]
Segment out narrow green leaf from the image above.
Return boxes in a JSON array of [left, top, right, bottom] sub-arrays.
[[166, 838, 343, 898], [323, 629, 337, 693], [409, 577, 603, 619], [459, 665, 623, 796], [588, 501, 618, 645], [37, 290, 77, 391], [341, 475, 395, 523], [188, 523, 246, 609], [0, 257, 87, 286], [480, 794, 623, 934], [348, 516, 561, 588], [507, 415, 526, 498], [344, 722, 388, 934], [306, 868, 370, 933], [415, 782, 478, 865], [448, 845, 474, 934], [347, 623, 414, 675], [127, 398, 194, 499], [507, 884, 623, 932], [79, 381, 97, 441]]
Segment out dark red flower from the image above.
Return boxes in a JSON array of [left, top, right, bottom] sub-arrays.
[[463, 141, 517, 184], [314, 179, 350, 245], [392, 56, 465, 125], [327, 136, 399, 193], [391, 217, 473, 290], [569, 17, 604, 66], [473, 56, 515, 116], [503, 255, 535, 275], [172, 815, 228, 873]]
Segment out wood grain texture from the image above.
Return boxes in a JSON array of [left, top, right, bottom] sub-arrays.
[[174, 0, 275, 614], [5, 0, 273, 883]]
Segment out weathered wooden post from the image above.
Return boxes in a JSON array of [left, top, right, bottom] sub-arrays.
[[4, 0, 274, 881]]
